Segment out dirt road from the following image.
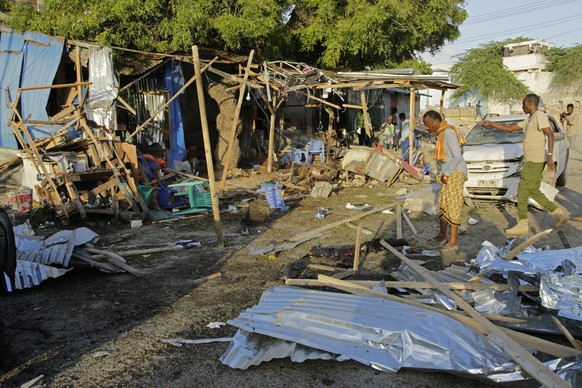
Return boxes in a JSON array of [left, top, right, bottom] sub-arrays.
[[1, 149, 581, 388]]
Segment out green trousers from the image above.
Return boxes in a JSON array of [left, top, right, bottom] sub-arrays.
[[517, 161, 557, 220]]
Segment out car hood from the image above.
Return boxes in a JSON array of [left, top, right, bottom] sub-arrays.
[[463, 143, 523, 162]]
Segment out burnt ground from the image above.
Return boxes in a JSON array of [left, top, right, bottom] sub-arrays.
[[1, 151, 582, 387]]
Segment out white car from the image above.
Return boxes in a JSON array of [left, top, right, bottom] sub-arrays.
[[463, 114, 569, 206]]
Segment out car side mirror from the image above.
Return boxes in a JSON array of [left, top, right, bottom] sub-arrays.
[[554, 132, 565, 141]]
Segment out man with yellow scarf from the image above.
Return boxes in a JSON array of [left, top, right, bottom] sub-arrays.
[[482, 94, 568, 235], [423, 110, 467, 249]]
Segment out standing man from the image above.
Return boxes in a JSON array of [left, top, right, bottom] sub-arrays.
[[423, 110, 467, 249], [561, 103, 581, 153], [482, 94, 568, 235], [380, 116, 395, 150], [476, 100, 483, 119]]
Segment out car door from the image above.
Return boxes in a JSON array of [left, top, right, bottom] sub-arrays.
[[548, 116, 568, 174]]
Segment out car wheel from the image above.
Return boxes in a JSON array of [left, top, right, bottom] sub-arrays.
[[556, 152, 568, 186]]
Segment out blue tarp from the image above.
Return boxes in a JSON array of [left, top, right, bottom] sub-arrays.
[[160, 60, 186, 168], [0, 29, 64, 148]]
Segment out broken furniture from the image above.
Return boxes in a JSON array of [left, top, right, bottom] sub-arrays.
[[168, 180, 214, 215], [305, 139, 325, 163]]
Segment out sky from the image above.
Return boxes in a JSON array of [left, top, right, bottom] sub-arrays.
[[422, 0, 582, 70]]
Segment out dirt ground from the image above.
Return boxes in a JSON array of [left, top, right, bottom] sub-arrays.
[[1, 145, 582, 388]]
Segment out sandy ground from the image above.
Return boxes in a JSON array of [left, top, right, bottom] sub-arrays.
[[1, 143, 581, 388]]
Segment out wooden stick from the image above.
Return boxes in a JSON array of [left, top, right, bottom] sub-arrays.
[[288, 202, 396, 242], [557, 230, 571, 249], [551, 316, 582, 350], [379, 239, 569, 388], [408, 86, 415, 166], [267, 97, 277, 173], [331, 268, 353, 279], [114, 246, 183, 256], [360, 90, 371, 137], [505, 228, 552, 260], [192, 46, 224, 248], [84, 248, 146, 276], [396, 204, 403, 239], [192, 272, 222, 285], [218, 50, 255, 196], [401, 211, 418, 235], [353, 224, 362, 273], [308, 264, 342, 272], [285, 279, 539, 292]]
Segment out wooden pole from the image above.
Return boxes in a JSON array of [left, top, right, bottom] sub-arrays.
[[353, 224, 362, 273], [75, 47, 83, 106], [439, 89, 445, 116], [192, 46, 224, 248], [267, 96, 277, 173], [396, 204, 403, 239], [360, 90, 371, 138], [324, 106, 334, 162], [218, 50, 255, 196], [408, 87, 416, 166]]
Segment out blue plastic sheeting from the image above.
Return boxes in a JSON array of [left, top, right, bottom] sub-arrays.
[[0, 29, 63, 148], [0, 30, 25, 148], [160, 60, 186, 168], [21, 32, 64, 141]]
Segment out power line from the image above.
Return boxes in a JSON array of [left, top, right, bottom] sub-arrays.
[[545, 26, 582, 41], [455, 13, 582, 44], [465, 0, 577, 25]]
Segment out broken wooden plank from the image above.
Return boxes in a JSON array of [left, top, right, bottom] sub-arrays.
[[396, 204, 403, 239], [401, 211, 418, 235], [84, 248, 146, 277], [379, 239, 569, 388], [288, 202, 397, 242], [193, 272, 222, 285], [284, 279, 539, 292], [353, 224, 362, 273], [505, 228, 552, 260], [551, 316, 582, 350], [308, 264, 342, 272], [114, 246, 183, 256]]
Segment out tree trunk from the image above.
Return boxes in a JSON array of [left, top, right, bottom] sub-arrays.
[[207, 82, 242, 171]]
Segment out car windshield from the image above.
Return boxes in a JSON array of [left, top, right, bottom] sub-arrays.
[[465, 120, 524, 145]]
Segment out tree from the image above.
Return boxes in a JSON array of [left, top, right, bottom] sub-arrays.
[[545, 44, 582, 91], [5, 0, 467, 70], [450, 38, 531, 103]]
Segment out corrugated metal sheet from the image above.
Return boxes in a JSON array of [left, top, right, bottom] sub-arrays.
[[221, 286, 514, 378]]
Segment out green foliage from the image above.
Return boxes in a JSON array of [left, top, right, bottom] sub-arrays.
[[450, 38, 531, 103], [545, 44, 582, 89], [4, 0, 467, 71]]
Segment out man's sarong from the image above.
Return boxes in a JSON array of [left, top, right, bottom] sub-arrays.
[[438, 170, 467, 226]]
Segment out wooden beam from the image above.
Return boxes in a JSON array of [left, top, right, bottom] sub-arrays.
[[267, 96, 277, 173], [551, 316, 582, 350], [360, 90, 371, 137], [295, 90, 341, 110], [192, 46, 224, 248], [18, 81, 92, 92], [288, 203, 396, 242], [408, 87, 415, 166], [396, 204, 403, 239], [505, 229, 552, 260], [218, 50, 255, 196], [379, 239, 570, 388], [401, 211, 418, 235], [284, 279, 539, 292], [353, 224, 362, 273]]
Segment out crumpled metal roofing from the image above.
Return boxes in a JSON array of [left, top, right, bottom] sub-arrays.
[[221, 286, 517, 381]]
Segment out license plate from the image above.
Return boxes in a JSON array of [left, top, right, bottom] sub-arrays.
[[478, 180, 499, 187]]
